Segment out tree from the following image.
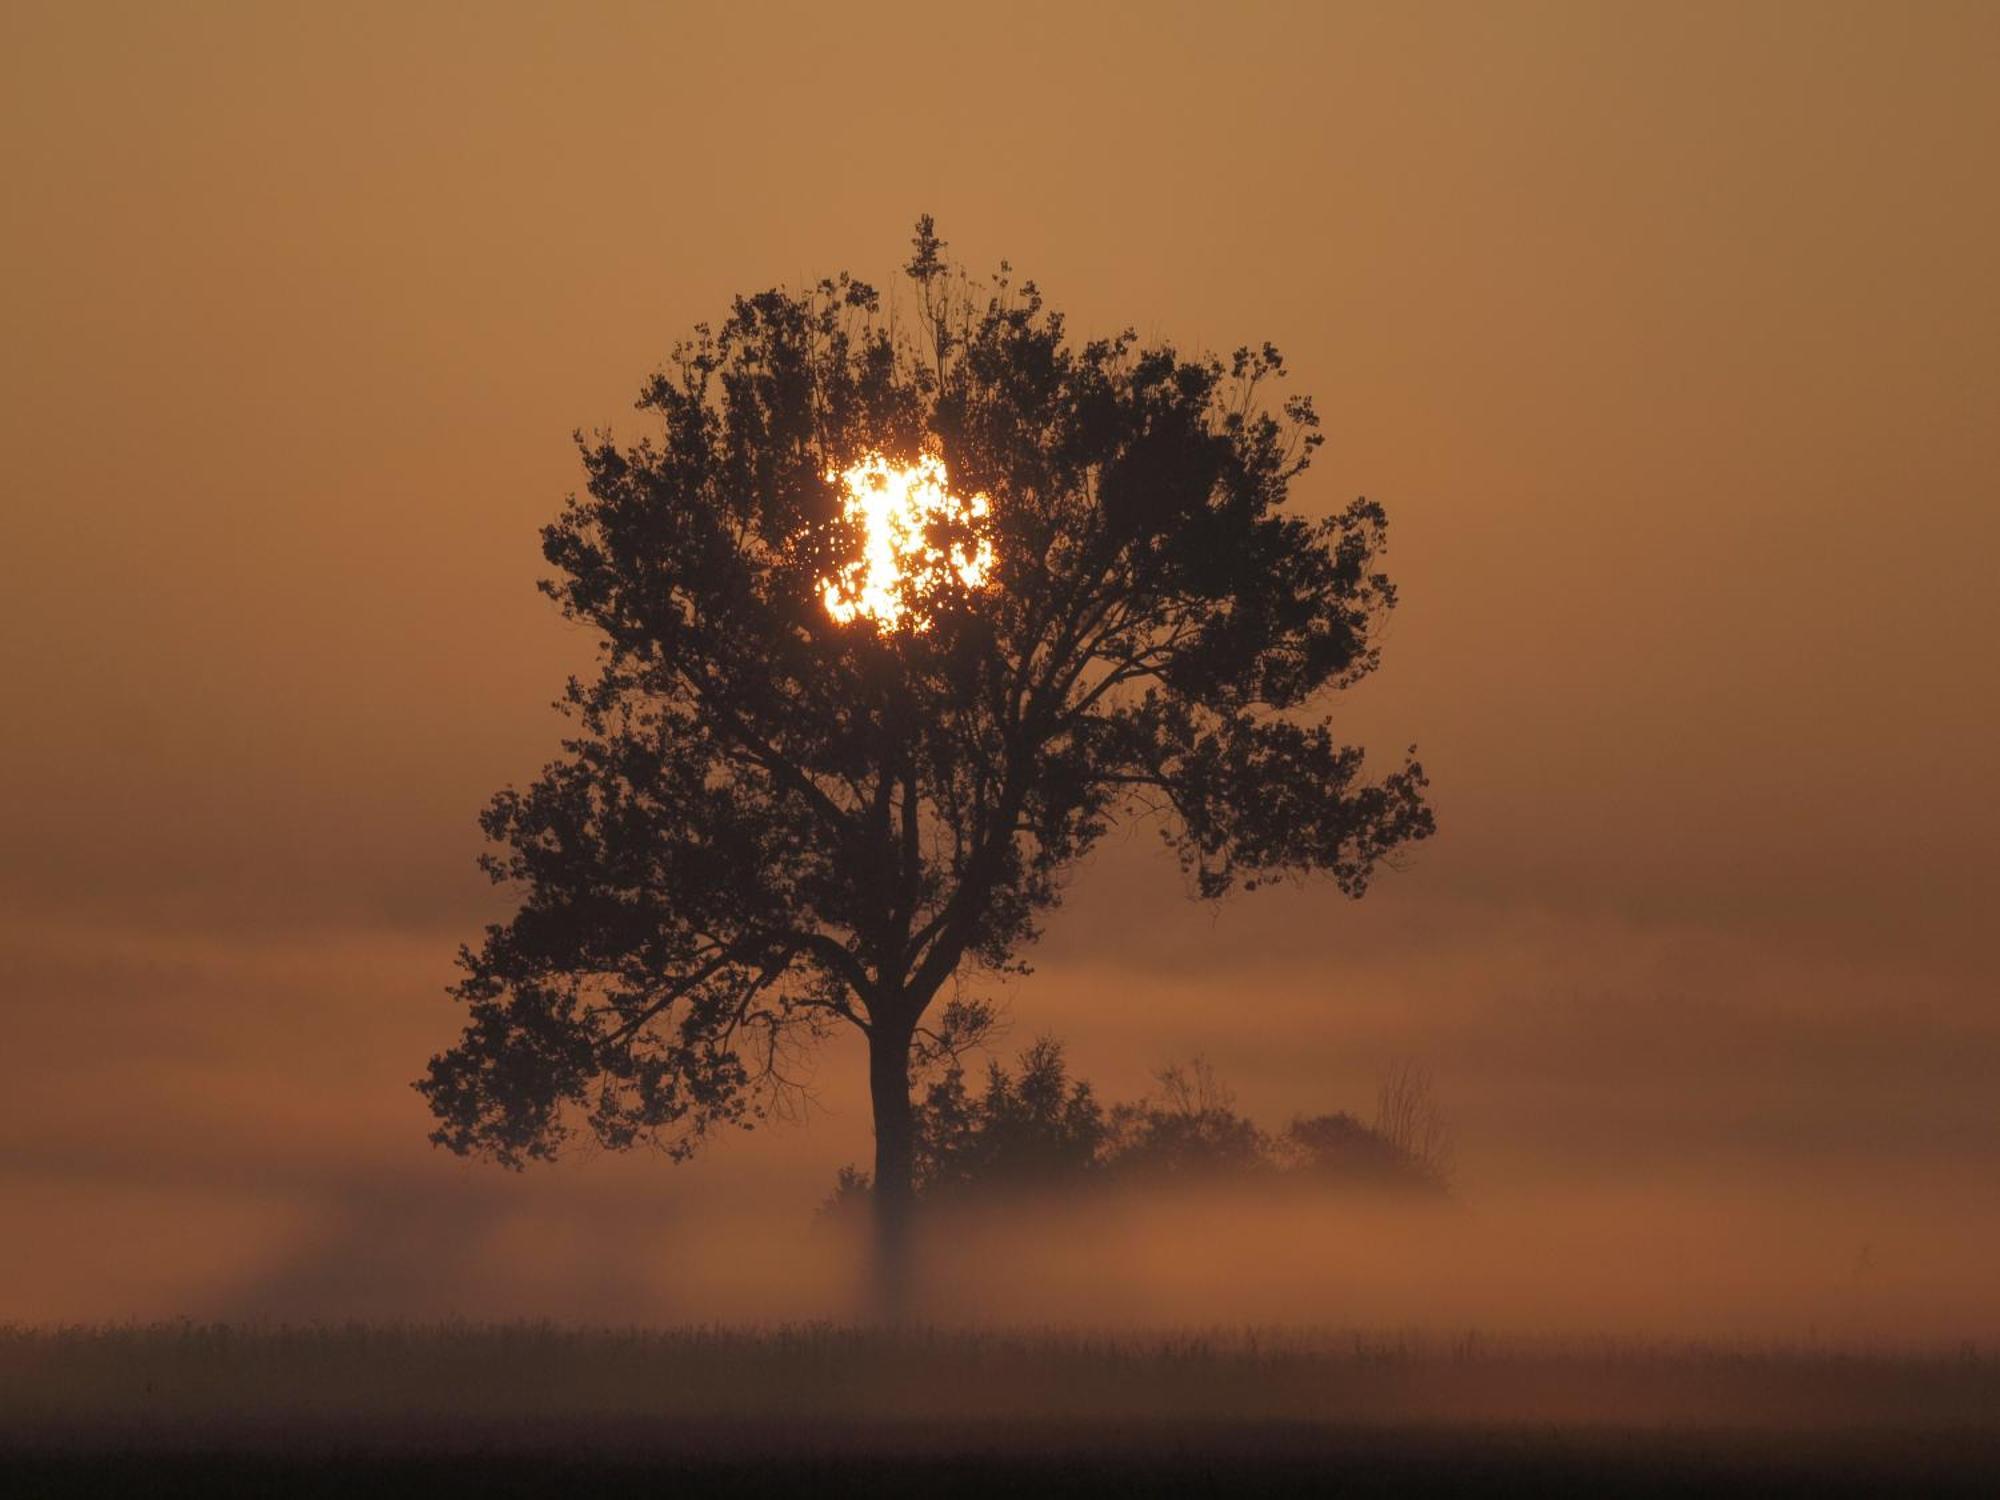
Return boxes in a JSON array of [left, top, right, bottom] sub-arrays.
[[1283, 1113, 1449, 1195], [1103, 1057, 1271, 1183], [1370, 1059, 1456, 1188], [923, 1037, 1107, 1197], [417, 217, 1435, 1311]]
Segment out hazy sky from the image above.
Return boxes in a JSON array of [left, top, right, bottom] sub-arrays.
[[3, 0, 1996, 1325]]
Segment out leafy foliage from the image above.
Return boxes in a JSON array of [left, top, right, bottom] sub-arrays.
[[826, 1044, 1451, 1212], [419, 218, 1433, 1178], [914, 1037, 1110, 1197], [1103, 1056, 1273, 1183]]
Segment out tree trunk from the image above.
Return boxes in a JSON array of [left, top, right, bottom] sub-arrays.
[[867, 1015, 917, 1321]]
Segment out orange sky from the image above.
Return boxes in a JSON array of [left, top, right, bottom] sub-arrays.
[[3, 0, 1996, 1326]]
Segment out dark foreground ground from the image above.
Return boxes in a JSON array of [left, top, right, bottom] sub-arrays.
[[4, 1323, 1998, 1496]]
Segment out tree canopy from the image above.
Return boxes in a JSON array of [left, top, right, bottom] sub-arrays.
[[418, 219, 1433, 1271]]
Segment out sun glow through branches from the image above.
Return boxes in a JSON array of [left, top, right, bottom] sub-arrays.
[[820, 452, 994, 631]]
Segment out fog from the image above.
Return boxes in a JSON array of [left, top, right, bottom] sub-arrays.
[[16, 1160, 1997, 1345], [7, 897, 1994, 1342]]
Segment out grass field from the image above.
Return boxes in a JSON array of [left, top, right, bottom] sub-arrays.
[[4, 1321, 1999, 1494]]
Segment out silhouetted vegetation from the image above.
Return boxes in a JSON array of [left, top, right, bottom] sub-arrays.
[[824, 1044, 1453, 1215], [418, 216, 1432, 1304]]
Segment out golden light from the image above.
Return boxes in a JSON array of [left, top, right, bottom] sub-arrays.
[[819, 451, 994, 631]]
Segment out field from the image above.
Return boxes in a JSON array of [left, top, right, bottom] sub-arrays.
[[5, 1322, 1998, 1495]]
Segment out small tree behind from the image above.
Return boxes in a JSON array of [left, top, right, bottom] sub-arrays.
[[1373, 1060, 1456, 1189], [826, 1046, 1452, 1211], [1104, 1057, 1271, 1183], [917, 1038, 1107, 1198]]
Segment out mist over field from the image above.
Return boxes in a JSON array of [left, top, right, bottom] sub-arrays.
[[8, 893, 1995, 1345], [6, 836, 1997, 1340], [7, 817, 1995, 1340]]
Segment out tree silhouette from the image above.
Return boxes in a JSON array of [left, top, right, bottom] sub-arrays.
[[915, 1037, 1109, 1199], [418, 218, 1434, 1309], [1103, 1057, 1271, 1183], [1283, 1112, 1450, 1195], [1369, 1058, 1456, 1188]]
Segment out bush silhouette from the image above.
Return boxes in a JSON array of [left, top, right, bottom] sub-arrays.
[[827, 1044, 1450, 1215]]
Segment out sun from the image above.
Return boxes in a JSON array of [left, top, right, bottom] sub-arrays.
[[819, 451, 995, 631]]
